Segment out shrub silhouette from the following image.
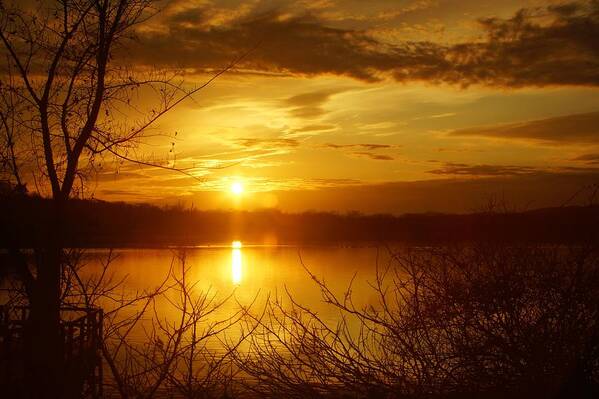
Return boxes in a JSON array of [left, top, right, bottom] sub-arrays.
[[234, 244, 599, 399]]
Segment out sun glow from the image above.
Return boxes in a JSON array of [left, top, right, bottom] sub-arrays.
[[230, 181, 244, 195]]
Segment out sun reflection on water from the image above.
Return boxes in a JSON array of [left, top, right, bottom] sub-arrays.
[[231, 241, 242, 285]]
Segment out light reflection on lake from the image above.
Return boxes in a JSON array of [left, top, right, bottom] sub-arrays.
[[82, 244, 393, 344], [231, 241, 243, 285]]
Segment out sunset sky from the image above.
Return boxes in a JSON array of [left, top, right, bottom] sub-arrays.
[[94, 0, 599, 214]]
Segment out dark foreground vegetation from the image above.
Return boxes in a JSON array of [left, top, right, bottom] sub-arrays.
[[238, 244, 599, 399], [1, 191, 599, 247], [2, 242, 598, 398]]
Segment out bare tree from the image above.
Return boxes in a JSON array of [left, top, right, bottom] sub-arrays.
[[0, 1, 240, 397], [0, 60, 26, 193]]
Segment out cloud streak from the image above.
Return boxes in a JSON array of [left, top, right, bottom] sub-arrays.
[[449, 111, 599, 144], [352, 152, 395, 161], [322, 142, 399, 161], [234, 137, 300, 148], [322, 143, 394, 150], [428, 163, 539, 176], [573, 153, 599, 164]]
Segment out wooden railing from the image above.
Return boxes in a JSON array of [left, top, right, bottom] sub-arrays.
[[0, 305, 104, 398]]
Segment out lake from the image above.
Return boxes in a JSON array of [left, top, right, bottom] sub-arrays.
[[81, 243, 396, 345]]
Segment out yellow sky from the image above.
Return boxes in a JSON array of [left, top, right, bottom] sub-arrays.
[[91, 0, 599, 213]]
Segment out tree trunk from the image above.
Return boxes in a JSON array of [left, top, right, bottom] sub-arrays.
[[25, 200, 64, 398]]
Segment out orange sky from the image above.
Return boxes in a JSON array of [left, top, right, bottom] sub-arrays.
[[89, 0, 599, 213]]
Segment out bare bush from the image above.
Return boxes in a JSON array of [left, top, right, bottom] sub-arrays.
[[62, 249, 258, 399], [234, 244, 599, 399]]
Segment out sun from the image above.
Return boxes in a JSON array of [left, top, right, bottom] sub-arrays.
[[230, 181, 244, 196]]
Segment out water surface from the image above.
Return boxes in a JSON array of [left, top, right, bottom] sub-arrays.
[[83, 244, 394, 343]]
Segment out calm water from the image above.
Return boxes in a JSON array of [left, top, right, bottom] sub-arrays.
[[82, 244, 396, 343]]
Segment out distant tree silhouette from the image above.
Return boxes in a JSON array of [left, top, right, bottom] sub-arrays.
[[2, 194, 599, 248]]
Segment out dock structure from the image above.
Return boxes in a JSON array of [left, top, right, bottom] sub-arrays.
[[0, 305, 103, 398]]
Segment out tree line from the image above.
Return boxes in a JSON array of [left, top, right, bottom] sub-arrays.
[[2, 190, 599, 247]]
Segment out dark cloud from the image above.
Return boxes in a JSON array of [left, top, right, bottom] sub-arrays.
[[323, 143, 393, 150], [132, 9, 394, 81], [352, 151, 394, 161], [282, 90, 345, 119], [449, 111, 599, 144], [573, 153, 599, 164], [128, 1, 599, 87], [357, 143, 392, 150], [285, 90, 337, 107], [288, 106, 326, 119], [322, 142, 397, 161], [560, 165, 599, 172], [395, 0, 599, 87], [428, 163, 538, 176], [234, 137, 300, 148]]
